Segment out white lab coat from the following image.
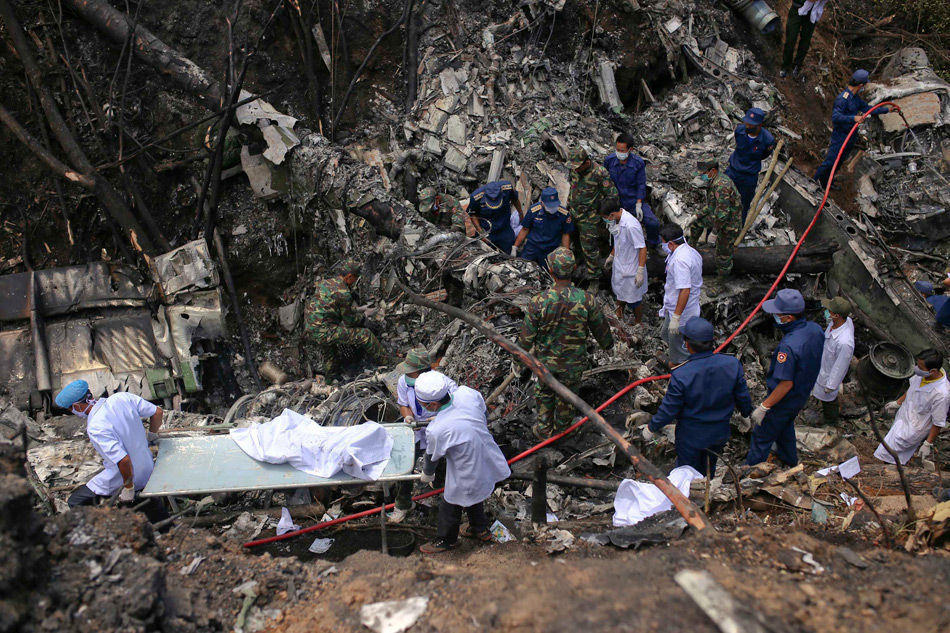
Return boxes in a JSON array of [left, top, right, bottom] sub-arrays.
[[659, 242, 703, 319], [424, 386, 511, 506], [397, 374, 459, 447], [610, 210, 647, 304], [874, 374, 950, 464], [85, 392, 158, 496], [810, 318, 855, 402]]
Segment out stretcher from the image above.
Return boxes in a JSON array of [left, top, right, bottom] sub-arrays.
[[140, 423, 417, 497]]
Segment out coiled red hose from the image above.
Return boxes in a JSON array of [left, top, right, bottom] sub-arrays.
[[245, 101, 899, 548]]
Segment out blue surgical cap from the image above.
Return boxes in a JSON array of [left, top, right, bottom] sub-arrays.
[[55, 379, 89, 409]]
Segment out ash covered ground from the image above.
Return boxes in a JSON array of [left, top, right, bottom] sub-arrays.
[[1, 0, 950, 632]]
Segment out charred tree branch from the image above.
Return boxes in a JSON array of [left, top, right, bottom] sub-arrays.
[[0, 104, 95, 188]]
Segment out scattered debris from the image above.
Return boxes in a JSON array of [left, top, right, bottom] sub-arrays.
[[359, 596, 429, 633]]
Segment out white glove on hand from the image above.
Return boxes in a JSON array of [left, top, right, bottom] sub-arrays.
[[751, 404, 770, 426], [403, 415, 414, 426], [634, 266, 645, 286], [883, 400, 901, 415], [635, 200, 643, 220], [737, 415, 753, 434], [640, 424, 655, 442], [419, 472, 435, 487], [668, 313, 681, 335], [146, 431, 160, 443], [118, 486, 135, 503], [604, 254, 614, 270], [919, 441, 933, 461], [510, 245, 518, 257]]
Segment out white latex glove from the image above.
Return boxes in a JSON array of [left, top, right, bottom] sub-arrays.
[[118, 486, 135, 503], [634, 266, 645, 286], [737, 415, 752, 433], [919, 441, 933, 461], [640, 424, 655, 442], [403, 415, 414, 426], [635, 200, 643, 220], [510, 245, 518, 257], [419, 472, 435, 487], [751, 404, 770, 426], [604, 254, 614, 270], [883, 400, 901, 415], [668, 313, 681, 335], [146, 431, 160, 443]]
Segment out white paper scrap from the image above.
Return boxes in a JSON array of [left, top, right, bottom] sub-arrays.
[[276, 507, 301, 535]]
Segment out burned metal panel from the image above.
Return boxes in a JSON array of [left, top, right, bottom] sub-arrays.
[[0, 262, 148, 322], [0, 328, 35, 408], [91, 314, 161, 374], [777, 167, 949, 357], [151, 239, 220, 298]]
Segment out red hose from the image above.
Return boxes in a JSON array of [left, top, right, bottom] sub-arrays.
[[244, 102, 898, 549]]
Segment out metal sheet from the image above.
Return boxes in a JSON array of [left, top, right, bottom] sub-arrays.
[[141, 423, 417, 497]]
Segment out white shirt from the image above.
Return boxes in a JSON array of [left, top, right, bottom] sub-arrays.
[[811, 317, 855, 402], [510, 209, 523, 238], [397, 374, 459, 422], [660, 242, 703, 318], [85, 393, 158, 496], [424, 386, 511, 506], [875, 373, 949, 465], [611, 210, 648, 304]]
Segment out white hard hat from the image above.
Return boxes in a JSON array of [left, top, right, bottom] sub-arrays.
[[414, 371, 451, 402]]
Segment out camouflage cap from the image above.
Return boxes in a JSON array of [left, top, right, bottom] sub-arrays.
[[418, 186, 437, 214], [696, 157, 718, 172], [335, 258, 361, 277], [546, 247, 576, 278], [396, 347, 432, 375], [568, 148, 589, 165]]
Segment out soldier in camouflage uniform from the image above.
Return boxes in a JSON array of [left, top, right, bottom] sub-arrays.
[[689, 158, 743, 282], [568, 148, 614, 281], [518, 247, 614, 439], [418, 187, 476, 236], [302, 259, 390, 377]]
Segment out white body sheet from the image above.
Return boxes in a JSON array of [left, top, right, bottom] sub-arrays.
[[612, 465, 703, 527], [424, 386, 511, 507], [230, 409, 393, 480]]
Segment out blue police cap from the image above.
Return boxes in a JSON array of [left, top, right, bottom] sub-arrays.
[[914, 280, 934, 296], [681, 317, 714, 342], [483, 181, 504, 209], [741, 107, 765, 126], [762, 288, 806, 315], [851, 69, 870, 85], [540, 187, 559, 209], [55, 379, 89, 409]]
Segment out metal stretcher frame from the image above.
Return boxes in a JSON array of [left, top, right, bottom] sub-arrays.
[[140, 423, 418, 497]]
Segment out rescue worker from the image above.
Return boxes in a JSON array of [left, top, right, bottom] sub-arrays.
[[814, 69, 892, 189], [658, 224, 703, 365], [418, 187, 476, 236], [810, 297, 855, 425], [914, 280, 950, 331], [746, 289, 824, 467], [568, 148, 614, 280], [302, 259, 390, 377], [604, 133, 660, 247], [467, 180, 523, 254], [875, 348, 948, 465], [600, 199, 647, 324], [57, 380, 168, 523], [690, 158, 743, 286], [725, 108, 776, 223], [415, 371, 510, 554], [781, 0, 828, 78], [391, 348, 458, 522], [513, 187, 574, 270], [518, 248, 614, 439], [643, 318, 753, 477]]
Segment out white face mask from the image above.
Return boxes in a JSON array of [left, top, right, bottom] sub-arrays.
[[615, 151, 629, 161], [913, 367, 931, 378], [661, 243, 672, 256], [544, 204, 558, 215], [72, 399, 94, 419]]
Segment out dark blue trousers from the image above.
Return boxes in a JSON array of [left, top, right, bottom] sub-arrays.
[[813, 134, 855, 187], [725, 168, 758, 226], [488, 228, 516, 254], [745, 409, 799, 466], [641, 203, 660, 246], [676, 441, 726, 477]]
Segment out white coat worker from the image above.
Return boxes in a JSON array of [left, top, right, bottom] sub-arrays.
[[875, 348, 949, 465], [658, 223, 703, 365], [391, 347, 458, 523], [600, 198, 647, 324], [810, 297, 855, 425], [55, 379, 169, 523], [414, 371, 510, 554]]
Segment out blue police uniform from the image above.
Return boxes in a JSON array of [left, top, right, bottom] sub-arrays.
[[746, 318, 824, 466], [603, 152, 659, 246], [469, 181, 517, 252], [650, 351, 754, 476], [936, 297, 950, 330], [814, 89, 888, 187], [926, 294, 948, 314], [725, 124, 776, 222], [519, 203, 575, 268]]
